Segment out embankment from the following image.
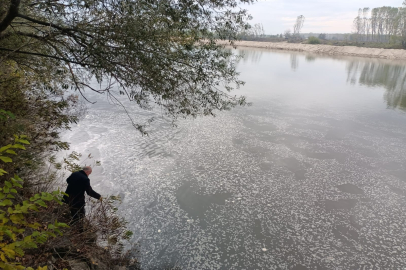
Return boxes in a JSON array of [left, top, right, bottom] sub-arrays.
[[218, 40, 406, 60]]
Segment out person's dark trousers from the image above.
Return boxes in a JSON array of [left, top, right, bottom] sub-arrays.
[[69, 205, 85, 232]]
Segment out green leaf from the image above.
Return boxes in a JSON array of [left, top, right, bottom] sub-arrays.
[[0, 156, 12, 163], [2, 247, 16, 259], [0, 200, 12, 206], [19, 205, 28, 213], [46, 232, 56, 238], [41, 193, 54, 201], [0, 169, 7, 176], [28, 205, 38, 211], [13, 175, 23, 182], [5, 111, 15, 119], [35, 200, 47, 208], [17, 139, 30, 145], [10, 215, 22, 224], [4, 150, 16, 155], [56, 222, 69, 228], [4, 230, 14, 239], [36, 234, 48, 244], [11, 144, 25, 150], [10, 178, 22, 188], [0, 145, 11, 153], [23, 235, 32, 242], [27, 223, 41, 229], [14, 247, 24, 257]]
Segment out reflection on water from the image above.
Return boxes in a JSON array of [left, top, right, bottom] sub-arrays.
[[346, 60, 406, 111], [238, 47, 406, 111], [305, 55, 316, 62], [63, 48, 406, 270], [290, 54, 298, 71], [237, 48, 263, 63]]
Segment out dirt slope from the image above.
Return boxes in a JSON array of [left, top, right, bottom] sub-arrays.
[[218, 40, 406, 60]]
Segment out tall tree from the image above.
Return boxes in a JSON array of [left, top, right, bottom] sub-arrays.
[[0, 0, 253, 133], [293, 15, 305, 37], [284, 29, 292, 39], [353, 8, 363, 41], [362, 8, 370, 41], [400, 3, 406, 47]]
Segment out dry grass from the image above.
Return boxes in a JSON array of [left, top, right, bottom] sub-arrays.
[[19, 196, 139, 270]]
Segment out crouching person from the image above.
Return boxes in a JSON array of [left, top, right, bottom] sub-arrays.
[[63, 166, 102, 230]]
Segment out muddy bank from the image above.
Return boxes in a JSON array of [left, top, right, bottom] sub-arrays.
[[218, 40, 406, 60]]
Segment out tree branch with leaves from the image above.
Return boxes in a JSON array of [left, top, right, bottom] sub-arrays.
[[0, 0, 253, 133]]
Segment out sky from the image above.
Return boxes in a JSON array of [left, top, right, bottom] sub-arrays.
[[242, 0, 403, 34]]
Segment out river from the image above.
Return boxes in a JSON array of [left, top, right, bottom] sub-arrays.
[[63, 48, 406, 269]]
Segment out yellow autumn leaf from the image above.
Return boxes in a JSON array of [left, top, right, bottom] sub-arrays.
[[0, 251, 7, 262], [2, 247, 15, 259]]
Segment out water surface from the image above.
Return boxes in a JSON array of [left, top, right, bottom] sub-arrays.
[[63, 48, 406, 269]]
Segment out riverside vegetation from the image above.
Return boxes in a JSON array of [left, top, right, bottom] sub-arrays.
[[0, 0, 254, 269], [0, 58, 137, 269], [0, 116, 137, 269]]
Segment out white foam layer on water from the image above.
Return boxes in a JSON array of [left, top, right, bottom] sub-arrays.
[[63, 49, 406, 269]]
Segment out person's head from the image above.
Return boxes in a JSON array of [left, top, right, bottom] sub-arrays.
[[83, 166, 92, 176]]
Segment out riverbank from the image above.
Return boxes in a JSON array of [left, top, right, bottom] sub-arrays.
[[218, 40, 406, 60]]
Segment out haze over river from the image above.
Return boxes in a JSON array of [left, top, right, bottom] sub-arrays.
[[63, 48, 406, 269]]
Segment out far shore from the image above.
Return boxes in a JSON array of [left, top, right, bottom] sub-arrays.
[[217, 40, 406, 60]]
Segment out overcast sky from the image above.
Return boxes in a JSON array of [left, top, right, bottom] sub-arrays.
[[242, 0, 403, 34]]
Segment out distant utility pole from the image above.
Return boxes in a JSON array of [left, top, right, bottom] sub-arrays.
[[293, 15, 305, 37]]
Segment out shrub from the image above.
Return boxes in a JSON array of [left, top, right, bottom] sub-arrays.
[[308, 36, 321, 44], [0, 135, 68, 270]]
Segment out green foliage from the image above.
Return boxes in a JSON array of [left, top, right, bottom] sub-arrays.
[[0, 62, 78, 150], [62, 151, 82, 173], [123, 230, 134, 240], [0, 62, 80, 190], [0, 110, 15, 121], [0, 0, 253, 133], [0, 137, 68, 270], [0, 135, 30, 171], [308, 36, 321, 44]]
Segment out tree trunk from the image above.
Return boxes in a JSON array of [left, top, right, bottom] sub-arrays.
[[0, 0, 20, 34]]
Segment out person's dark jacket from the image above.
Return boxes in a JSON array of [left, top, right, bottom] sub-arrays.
[[63, 170, 101, 207]]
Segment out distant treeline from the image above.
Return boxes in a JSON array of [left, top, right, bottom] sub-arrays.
[[237, 5, 406, 48], [353, 5, 406, 46]]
